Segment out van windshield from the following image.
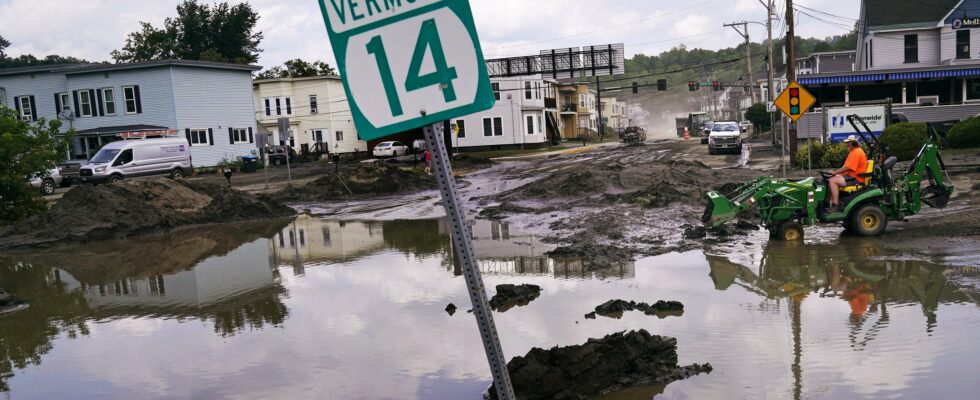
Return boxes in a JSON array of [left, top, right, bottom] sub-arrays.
[[90, 149, 120, 164]]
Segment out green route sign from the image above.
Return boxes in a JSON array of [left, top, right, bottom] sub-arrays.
[[317, 0, 496, 140]]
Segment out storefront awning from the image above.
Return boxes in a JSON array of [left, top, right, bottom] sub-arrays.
[[799, 67, 980, 86]]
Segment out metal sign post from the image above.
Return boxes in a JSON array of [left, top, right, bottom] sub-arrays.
[[423, 120, 515, 400], [316, 1, 513, 397], [278, 117, 293, 184]]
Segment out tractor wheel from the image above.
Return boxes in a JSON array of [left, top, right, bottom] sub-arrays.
[[775, 221, 805, 241], [850, 204, 887, 236]]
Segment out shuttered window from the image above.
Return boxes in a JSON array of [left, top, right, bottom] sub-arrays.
[[101, 88, 116, 115], [189, 129, 209, 146], [123, 86, 140, 114]]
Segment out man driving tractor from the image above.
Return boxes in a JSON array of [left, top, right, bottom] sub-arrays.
[[827, 135, 869, 213]]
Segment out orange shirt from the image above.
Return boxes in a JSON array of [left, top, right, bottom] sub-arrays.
[[843, 146, 869, 184]]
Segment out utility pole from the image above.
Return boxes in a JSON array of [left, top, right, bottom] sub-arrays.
[[596, 76, 603, 141], [760, 0, 776, 145], [724, 21, 757, 104], [786, 0, 798, 157]]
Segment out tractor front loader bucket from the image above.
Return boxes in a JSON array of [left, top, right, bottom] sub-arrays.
[[703, 191, 739, 228]]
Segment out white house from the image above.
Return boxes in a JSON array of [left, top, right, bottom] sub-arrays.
[[252, 75, 365, 155], [448, 75, 555, 151]]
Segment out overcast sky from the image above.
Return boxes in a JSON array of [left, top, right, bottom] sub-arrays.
[[0, 0, 860, 71]]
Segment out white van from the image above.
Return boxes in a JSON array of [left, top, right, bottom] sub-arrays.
[[79, 138, 193, 184]]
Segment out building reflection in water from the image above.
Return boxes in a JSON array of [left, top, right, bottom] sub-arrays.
[[269, 216, 635, 280]]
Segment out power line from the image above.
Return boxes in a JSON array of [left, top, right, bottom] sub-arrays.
[[795, 3, 859, 24]]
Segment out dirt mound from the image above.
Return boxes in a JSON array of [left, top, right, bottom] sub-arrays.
[[279, 162, 436, 201], [584, 299, 684, 319], [0, 178, 294, 248], [489, 330, 713, 400], [489, 284, 542, 312]]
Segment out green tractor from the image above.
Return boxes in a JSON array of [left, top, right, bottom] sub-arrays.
[[704, 115, 954, 241]]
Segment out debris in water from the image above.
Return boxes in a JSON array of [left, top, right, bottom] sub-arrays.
[[0, 288, 29, 315], [445, 303, 457, 316], [488, 284, 542, 312], [0, 178, 294, 248], [488, 330, 712, 400], [586, 299, 684, 319]]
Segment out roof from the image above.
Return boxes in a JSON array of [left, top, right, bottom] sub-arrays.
[[253, 75, 342, 84], [74, 124, 170, 136], [0, 63, 96, 77], [864, 0, 960, 31], [0, 60, 260, 77]]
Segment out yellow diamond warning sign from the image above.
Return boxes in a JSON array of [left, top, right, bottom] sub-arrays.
[[774, 81, 816, 122]]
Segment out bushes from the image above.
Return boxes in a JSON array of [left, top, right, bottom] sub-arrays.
[[794, 141, 849, 169], [880, 122, 927, 160], [947, 116, 980, 148], [745, 103, 771, 132]]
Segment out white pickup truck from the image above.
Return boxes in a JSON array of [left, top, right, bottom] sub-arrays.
[[707, 121, 746, 155]]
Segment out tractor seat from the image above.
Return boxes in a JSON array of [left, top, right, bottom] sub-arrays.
[[842, 160, 875, 193]]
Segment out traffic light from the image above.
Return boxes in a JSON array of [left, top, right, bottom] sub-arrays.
[[712, 81, 721, 91], [789, 87, 801, 116], [688, 81, 696, 91], [657, 79, 667, 91], [632, 81, 639, 94]]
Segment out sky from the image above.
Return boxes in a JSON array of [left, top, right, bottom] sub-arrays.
[[0, 0, 860, 71]]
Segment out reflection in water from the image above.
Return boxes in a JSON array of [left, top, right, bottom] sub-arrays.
[[704, 239, 980, 400], [0, 220, 292, 392], [270, 216, 635, 280]]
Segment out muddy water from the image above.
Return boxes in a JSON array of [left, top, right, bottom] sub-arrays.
[[1, 216, 979, 399]]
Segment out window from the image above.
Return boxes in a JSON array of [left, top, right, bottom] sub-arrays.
[[57, 92, 71, 114], [78, 90, 93, 117], [455, 119, 465, 138], [527, 115, 534, 134], [285, 97, 292, 115], [275, 98, 282, 115], [525, 81, 532, 99], [312, 130, 324, 143], [493, 117, 502, 136], [483, 117, 493, 136], [310, 95, 318, 114], [336, 131, 344, 141], [189, 129, 209, 146], [15, 96, 34, 121], [232, 128, 249, 144], [100, 88, 116, 115], [579, 94, 586, 108], [957, 30, 971, 59], [535, 82, 541, 99], [537, 115, 543, 133], [264, 98, 271, 116], [492, 82, 500, 101], [113, 149, 133, 166], [122, 86, 140, 114], [904, 34, 918, 63], [869, 39, 874, 68]]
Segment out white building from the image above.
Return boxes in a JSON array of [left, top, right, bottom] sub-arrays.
[[448, 75, 556, 151], [252, 75, 365, 155]]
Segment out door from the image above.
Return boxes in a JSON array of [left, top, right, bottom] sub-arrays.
[[112, 149, 137, 176]]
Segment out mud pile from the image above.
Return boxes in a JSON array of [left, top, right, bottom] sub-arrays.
[[489, 330, 712, 400], [0, 179, 294, 248], [489, 284, 542, 312], [278, 162, 436, 201], [584, 299, 684, 319]]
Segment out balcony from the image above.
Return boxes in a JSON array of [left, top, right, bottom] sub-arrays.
[[560, 104, 578, 114], [544, 98, 557, 109]]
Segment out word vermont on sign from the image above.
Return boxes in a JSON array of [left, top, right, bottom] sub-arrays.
[[317, 0, 495, 140]]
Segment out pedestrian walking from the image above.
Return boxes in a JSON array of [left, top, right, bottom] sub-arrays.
[[424, 150, 433, 175]]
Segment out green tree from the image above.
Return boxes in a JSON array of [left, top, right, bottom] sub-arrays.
[[0, 106, 71, 224], [255, 59, 338, 79], [111, 0, 263, 64], [0, 34, 9, 59], [744, 103, 772, 132]]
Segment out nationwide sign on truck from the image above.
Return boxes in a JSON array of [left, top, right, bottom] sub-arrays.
[[824, 104, 888, 143]]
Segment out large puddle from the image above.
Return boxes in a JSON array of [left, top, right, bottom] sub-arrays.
[[1, 216, 979, 399]]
